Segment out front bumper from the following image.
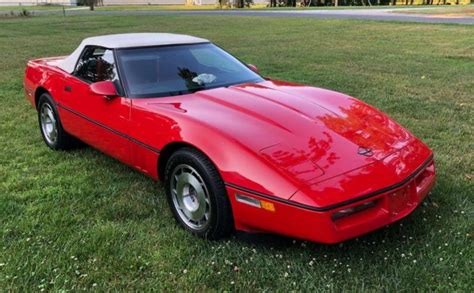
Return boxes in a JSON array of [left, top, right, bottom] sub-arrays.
[[227, 158, 435, 244]]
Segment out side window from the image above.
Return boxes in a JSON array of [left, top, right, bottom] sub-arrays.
[[74, 47, 117, 83]]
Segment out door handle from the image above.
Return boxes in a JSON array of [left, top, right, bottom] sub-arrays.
[[64, 85, 72, 92]]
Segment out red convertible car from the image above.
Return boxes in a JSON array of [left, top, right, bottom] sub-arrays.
[[24, 33, 436, 244]]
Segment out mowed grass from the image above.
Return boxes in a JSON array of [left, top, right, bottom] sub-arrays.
[[397, 4, 474, 16], [0, 5, 67, 11], [96, 4, 228, 11], [93, 4, 464, 11], [0, 15, 473, 291]]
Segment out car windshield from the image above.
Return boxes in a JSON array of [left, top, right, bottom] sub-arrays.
[[116, 43, 264, 98]]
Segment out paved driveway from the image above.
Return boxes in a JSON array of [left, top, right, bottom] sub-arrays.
[[37, 7, 474, 25]]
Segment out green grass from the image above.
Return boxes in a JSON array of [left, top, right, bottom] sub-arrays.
[[0, 14, 473, 291], [95, 4, 466, 11], [398, 5, 474, 16], [1, 4, 469, 13], [0, 5, 67, 11], [96, 4, 224, 11]]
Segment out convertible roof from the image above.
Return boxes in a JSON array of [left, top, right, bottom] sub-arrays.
[[58, 33, 209, 73]]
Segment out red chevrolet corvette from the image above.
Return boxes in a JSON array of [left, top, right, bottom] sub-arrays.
[[24, 33, 436, 244]]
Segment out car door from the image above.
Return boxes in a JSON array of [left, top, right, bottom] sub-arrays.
[[58, 46, 132, 165]]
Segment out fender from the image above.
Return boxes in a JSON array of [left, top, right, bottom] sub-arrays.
[[24, 58, 69, 108]]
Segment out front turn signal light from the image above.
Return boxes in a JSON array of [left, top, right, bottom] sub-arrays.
[[235, 193, 276, 212], [260, 201, 275, 212]]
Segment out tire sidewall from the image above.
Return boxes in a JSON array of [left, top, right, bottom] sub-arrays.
[[38, 93, 59, 149], [164, 149, 226, 239], [38, 93, 61, 150]]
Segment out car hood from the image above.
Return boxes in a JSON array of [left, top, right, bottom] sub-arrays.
[[148, 79, 414, 194]]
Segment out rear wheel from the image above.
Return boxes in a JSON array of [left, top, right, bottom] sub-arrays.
[[37, 93, 78, 150], [164, 147, 234, 239]]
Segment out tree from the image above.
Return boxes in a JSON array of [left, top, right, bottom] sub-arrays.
[[234, 0, 253, 8]]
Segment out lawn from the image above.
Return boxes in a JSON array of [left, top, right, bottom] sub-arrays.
[[93, 4, 369, 11], [398, 5, 474, 17], [0, 4, 67, 11], [0, 14, 473, 291], [94, 4, 466, 11], [2, 4, 465, 12]]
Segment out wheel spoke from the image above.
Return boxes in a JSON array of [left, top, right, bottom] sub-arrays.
[[175, 176, 186, 209], [46, 108, 54, 120], [51, 128, 57, 140], [170, 164, 211, 231], [40, 103, 58, 145]]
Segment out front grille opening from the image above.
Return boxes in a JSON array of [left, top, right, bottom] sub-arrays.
[[331, 200, 377, 221], [415, 162, 435, 193]]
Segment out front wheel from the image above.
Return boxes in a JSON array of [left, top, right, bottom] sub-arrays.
[[164, 147, 234, 240]]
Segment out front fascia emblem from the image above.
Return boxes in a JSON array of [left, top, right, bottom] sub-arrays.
[[358, 146, 374, 157]]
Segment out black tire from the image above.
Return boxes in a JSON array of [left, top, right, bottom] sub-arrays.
[[37, 93, 78, 150], [164, 147, 234, 240]]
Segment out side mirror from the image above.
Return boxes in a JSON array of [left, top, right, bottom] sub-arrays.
[[247, 64, 259, 74], [90, 81, 118, 99]]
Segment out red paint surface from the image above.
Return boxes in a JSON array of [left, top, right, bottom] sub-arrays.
[[24, 56, 436, 243]]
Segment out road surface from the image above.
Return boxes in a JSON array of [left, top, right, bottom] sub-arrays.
[[34, 7, 474, 25]]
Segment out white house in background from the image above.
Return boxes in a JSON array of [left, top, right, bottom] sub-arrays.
[[0, 0, 77, 5], [102, 0, 191, 4], [0, 0, 217, 6], [101, 0, 205, 5], [0, 0, 268, 6], [101, 0, 268, 5]]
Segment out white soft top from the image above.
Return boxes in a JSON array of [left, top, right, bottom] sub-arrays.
[[58, 33, 209, 73]]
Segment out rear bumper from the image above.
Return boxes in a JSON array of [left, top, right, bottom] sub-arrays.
[[227, 158, 435, 244]]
